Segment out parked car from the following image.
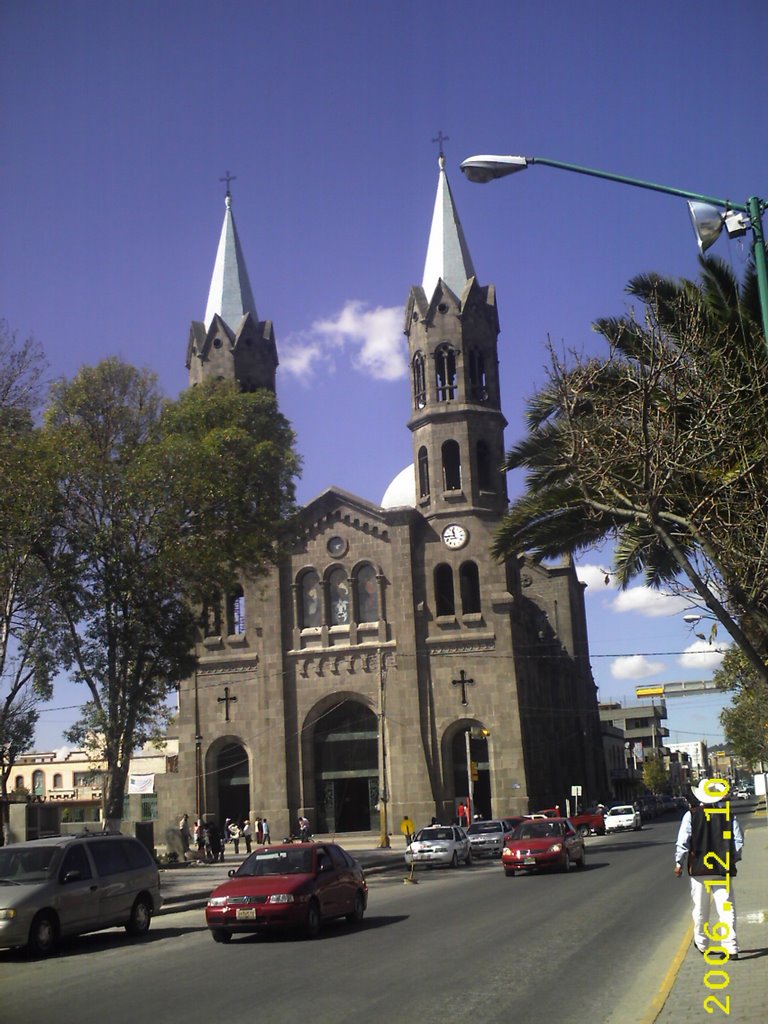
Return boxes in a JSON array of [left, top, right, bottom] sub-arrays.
[[501, 818, 586, 875], [0, 832, 161, 956], [604, 804, 642, 832], [205, 842, 367, 942], [405, 825, 472, 868], [733, 787, 751, 800], [466, 819, 515, 858]]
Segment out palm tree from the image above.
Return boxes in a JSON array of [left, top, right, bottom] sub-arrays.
[[494, 257, 768, 683]]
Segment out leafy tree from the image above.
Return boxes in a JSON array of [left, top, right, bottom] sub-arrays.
[[39, 361, 301, 825], [0, 323, 58, 843], [716, 648, 768, 769], [642, 752, 668, 794], [494, 257, 768, 684]]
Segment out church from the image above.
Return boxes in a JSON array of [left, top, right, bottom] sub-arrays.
[[164, 156, 608, 843]]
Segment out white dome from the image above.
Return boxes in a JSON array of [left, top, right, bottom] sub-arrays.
[[381, 465, 416, 509]]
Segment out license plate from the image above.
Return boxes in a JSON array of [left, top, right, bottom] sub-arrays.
[[236, 908, 257, 920], [524, 857, 536, 866]]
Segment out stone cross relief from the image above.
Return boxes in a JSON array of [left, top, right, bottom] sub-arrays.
[[452, 669, 475, 706]]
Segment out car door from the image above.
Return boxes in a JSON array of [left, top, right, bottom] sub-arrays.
[[313, 846, 341, 918], [327, 844, 357, 913], [562, 822, 581, 861], [453, 826, 469, 859], [56, 844, 100, 938], [88, 839, 134, 926]]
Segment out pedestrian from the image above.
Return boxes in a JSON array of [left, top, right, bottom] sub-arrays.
[[400, 814, 415, 846], [299, 814, 311, 842], [242, 819, 252, 854], [178, 812, 191, 853], [674, 779, 744, 958], [457, 803, 468, 829], [195, 818, 206, 859], [256, 816, 264, 844], [261, 817, 271, 844], [228, 819, 241, 855]]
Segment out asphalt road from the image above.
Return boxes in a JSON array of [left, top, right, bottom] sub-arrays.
[[0, 818, 692, 1024]]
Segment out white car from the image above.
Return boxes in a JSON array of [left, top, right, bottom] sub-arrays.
[[405, 825, 472, 868], [604, 805, 642, 832]]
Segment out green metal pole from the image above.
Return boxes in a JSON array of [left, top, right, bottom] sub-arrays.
[[747, 196, 768, 351]]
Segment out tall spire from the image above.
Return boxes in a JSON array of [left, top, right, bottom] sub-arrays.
[[204, 188, 258, 330], [421, 153, 476, 300]]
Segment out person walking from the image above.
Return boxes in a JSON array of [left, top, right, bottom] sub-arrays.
[[400, 814, 415, 847], [261, 817, 271, 844], [256, 817, 264, 844], [457, 803, 469, 829], [298, 814, 311, 842], [674, 778, 744, 958], [242, 819, 252, 854], [228, 819, 242, 855], [178, 813, 191, 853]]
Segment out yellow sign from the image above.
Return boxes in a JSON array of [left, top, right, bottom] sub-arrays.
[[635, 685, 664, 697], [470, 761, 479, 781]]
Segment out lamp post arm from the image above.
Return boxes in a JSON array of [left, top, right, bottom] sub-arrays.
[[525, 156, 749, 213]]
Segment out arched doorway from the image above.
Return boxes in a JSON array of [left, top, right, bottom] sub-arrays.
[[216, 741, 250, 825], [314, 702, 378, 832], [451, 726, 491, 821]]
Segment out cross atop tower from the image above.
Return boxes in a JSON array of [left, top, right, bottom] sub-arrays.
[[432, 130, 450, 159], [220, 170, 237, 196]]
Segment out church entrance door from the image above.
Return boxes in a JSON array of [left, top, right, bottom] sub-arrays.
[[314, 703, 378, 833], [452, 728, 491, 821], [216, 742, 250, 826]]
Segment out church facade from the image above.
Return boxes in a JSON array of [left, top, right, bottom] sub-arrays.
[[165, 159, 607, 843]]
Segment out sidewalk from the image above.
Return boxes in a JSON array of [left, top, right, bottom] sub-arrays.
[[651, 810, 768, 1024]]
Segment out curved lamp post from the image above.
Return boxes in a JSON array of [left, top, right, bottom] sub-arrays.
[[460, 154, 768, 351]]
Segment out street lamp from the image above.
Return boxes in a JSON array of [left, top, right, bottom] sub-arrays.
[[460, 154, 768, 349]]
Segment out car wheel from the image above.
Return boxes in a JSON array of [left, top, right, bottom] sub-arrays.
[[577, 824, 590, 838], [576, 849, 586, 870], [211, 928, 232, 944], [562, 852, 572, 873], [125, 895, 152, 937], [305, 900, 321, 939], [465, 848, 473, 866], [503, 867, 515, 877], [27, 912, 58, 957], [451, 851, 459, 868], [346, 891, 365, 924]]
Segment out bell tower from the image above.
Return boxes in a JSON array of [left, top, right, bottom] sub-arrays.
[[405, 155, 508, 521], [186, 185, 278, 393]]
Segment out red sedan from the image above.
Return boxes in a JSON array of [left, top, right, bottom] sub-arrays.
[[205, 842, 368, 942], [501, 818, 586, 876]]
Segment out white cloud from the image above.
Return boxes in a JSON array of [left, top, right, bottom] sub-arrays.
[[610, 587, 689, 618], [677, 638, 729, 671], [281, 301, 406, 383], [610, 655, 665, 680]]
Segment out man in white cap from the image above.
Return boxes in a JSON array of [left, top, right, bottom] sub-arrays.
[[674, 778, 744, 959]]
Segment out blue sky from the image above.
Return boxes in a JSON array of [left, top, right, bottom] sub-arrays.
[[3, 0, 766, 753]]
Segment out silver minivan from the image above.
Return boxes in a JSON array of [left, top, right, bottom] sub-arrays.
[[0, 832, 161, 955]]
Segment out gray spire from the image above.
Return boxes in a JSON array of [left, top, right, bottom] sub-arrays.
[[422, 154, 476, 300], [204, 191, 258, 330]]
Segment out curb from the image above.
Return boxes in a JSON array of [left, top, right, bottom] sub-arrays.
[[640, 922, 693, 1024]]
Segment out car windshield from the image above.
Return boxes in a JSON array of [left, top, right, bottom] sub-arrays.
[[0, 845, 59, 882], [416, 828, 453, 842], [608, 807, 632, 816], [236, 848, 313, 877], [467, 822, 502, 835], [513, 823, 561, 840]]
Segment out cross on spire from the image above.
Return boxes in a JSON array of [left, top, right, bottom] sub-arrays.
[[452, 669, 475, 706], [217, 685, 238, 721], [432, 130, 450, 159], [220, 170, 237, 196]]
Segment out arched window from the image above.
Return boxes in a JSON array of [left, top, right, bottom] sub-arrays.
[[418, 446, 430, 498], [468, 348, 488, 401], [32, 770, 44, 797], [355, 563, 379, 622], [300, 570, 322, 628], [53, 773, 63, 789], [435, 344, 457, 401], [413, 353, 426, 408], [442, 440, 462, 491], [434, 564, 455, 617], [227, 585, 246, 634], [460, 561, 481, 614], [14, 775, 23, 791], [476, 440, 494, 491], [328, 567, 350, 625]]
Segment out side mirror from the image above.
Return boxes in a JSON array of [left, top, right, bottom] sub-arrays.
[[62, 870, 82, 884], [228, 869, 236, 878]]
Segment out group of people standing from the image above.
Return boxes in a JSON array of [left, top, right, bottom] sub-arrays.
[[178, 813, 270, 861]]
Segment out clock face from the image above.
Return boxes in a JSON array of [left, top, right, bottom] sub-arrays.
[[442, 524, 468, 549], [327, 535, 348, 557]]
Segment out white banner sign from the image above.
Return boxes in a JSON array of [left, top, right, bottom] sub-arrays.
[[128, 774, 155, 794]]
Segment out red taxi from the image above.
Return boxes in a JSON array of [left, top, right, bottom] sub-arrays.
[[501, 817, 586, 876]]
